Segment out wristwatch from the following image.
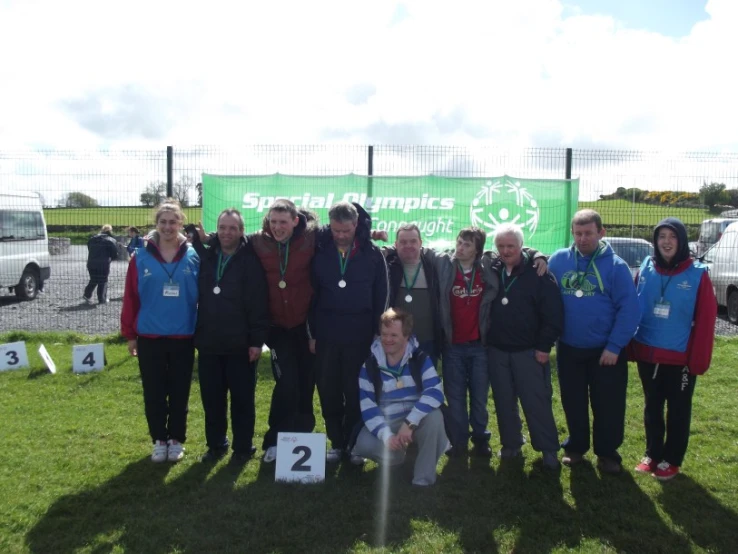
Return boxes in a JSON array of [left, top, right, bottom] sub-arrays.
[[404, 419, 418, 431]]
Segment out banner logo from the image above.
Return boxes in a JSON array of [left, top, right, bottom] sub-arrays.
[[470, 177, 540, 239]]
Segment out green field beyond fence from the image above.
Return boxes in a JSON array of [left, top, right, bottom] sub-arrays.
[[45, 200, 710, 246]]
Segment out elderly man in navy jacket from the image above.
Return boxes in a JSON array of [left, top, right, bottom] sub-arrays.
[[309, 201, 389, 464]]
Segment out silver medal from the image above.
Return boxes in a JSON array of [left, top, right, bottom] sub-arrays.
[[338, 279, 347, 288], [405, 294, 413, 303], [501, 297, 509, 305], [278, 280, 287, 289], [575, 289, 584, 298], [213, 286, 221, 295]]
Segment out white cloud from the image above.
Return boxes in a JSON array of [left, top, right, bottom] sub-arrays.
[[1, 0, 737, 202]]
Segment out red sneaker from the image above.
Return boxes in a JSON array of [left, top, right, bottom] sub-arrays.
[[652, 461, 680, 481], [634, 456, 657, 474]]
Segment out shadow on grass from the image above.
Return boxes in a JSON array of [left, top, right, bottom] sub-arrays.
[[658, 474, 738, 551], [25, 453, 737, 553]]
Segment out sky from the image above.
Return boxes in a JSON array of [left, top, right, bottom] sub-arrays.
[[0, 0, 732, 151], [0, 0, 735, 206]]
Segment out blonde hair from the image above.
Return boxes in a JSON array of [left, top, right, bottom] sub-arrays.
[[154, 197, 185, 224], [101, 224, 113, 233], [380, 308, 414, 338]]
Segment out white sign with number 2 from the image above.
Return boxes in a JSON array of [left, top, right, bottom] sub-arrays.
[[275, 432, 327, 484]]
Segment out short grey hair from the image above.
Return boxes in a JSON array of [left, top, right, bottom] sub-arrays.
[[328, 201, 358, 224], [494, 223, 524, 247]]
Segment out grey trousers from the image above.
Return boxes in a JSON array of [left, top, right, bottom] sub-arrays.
[[352, 408, 449, 486], [487, 347, 560, 453]]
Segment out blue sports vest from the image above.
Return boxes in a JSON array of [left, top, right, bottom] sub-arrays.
[[134, 246, 200, 336], [634, 258, 704, 352]]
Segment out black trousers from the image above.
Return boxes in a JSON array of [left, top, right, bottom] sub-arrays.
[[556, 342, 628, 462], [137, 337, 195, 443], [315, 339, 372, 450], [262, 324, 316, 449], [637, 362, 696, 467], [84, 261, 111, 303], [198, 352, 257, 454]]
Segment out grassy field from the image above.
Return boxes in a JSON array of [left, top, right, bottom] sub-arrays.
[[578, 200, 711, 227], [1, 331, 737, 553]]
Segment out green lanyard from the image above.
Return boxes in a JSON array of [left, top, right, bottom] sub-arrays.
[[403, 263, 422, 291], [338, 249, 351, 277], [216, 251, 232, 285], [574, 246, 604, 293], [278, 240, 290, 281], [500, 253, 527, 295], [457, 262, 476, 296]]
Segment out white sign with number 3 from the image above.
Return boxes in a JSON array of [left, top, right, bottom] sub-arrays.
[[275, 432, 327, 484], [0, 341, 29, 371], [72, 344, 105, 373]]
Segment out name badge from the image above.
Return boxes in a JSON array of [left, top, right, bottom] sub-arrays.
[[163, 283, 180, 297], [653, 301, 670, 319]]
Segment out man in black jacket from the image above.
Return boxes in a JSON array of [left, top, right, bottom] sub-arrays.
[[383, 224, 442, 366], [486, 223, 563, 468], [308, 201, 389, 464], [191, 209, 270, 464], [84, 224, 119, 304]]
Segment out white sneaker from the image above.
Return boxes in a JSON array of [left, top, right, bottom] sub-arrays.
[[83, 295, 94, 305], [167, 439, 184, 462], [263, 446, 277, 463], [326, 448, 342, 463], [151, 440, 168, 463]]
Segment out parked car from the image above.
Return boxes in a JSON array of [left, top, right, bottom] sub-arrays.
[[606, 237, 654, 278], [701, 221, 738, 323], [0, 191, 51, 300], [695, 218, 738, 257]]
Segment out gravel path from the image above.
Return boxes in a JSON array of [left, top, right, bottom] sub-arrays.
[[1, 245, 737, 337]]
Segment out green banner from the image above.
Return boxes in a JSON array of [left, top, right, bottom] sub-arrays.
[[201, 174, 579, 253]]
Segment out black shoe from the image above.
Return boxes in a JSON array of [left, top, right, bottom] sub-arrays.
[[229, 446, 257, 465], [200, 448, 227, 463], [472, 443, 493, 458], [445, 446, 469, 458]]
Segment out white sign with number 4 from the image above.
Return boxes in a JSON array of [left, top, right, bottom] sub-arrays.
[[275, 432, 327, 484], [72, 344, 105, 373], [0, 341, 29, 371]]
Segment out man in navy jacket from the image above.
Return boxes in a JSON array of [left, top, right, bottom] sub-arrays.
[[308, 201, 389, 464]]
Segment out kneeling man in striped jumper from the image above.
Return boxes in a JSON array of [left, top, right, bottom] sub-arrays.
[[352, 308, 449, 486]]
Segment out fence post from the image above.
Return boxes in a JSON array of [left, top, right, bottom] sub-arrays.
[[565, 147, 572, 180], [367, 145, 374, 199], [166, 146, 173, 198], [565, 148, 574, 235]]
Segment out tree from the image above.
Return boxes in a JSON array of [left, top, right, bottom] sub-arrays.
[[140, 181, 166, 207], [700, 181, 729, 209], [59, 191, 99, 208], [195, 182, 202, 207], [172, 176, 194, 208]]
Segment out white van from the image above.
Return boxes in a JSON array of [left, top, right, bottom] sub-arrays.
[[696, 218, 738, 257], [0, 192, 51, 300], [702, 221, 738, 323]]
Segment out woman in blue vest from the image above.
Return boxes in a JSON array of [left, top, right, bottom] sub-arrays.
[[628, 217, 716, 481], [121, 198, 200, 463]]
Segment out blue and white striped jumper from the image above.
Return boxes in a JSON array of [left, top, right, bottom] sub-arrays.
[[358, 336, 445, 445]]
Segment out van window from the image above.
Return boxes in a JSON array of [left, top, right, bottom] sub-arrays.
[[701, 221, 722, 243], [0, 210, 46, 240]]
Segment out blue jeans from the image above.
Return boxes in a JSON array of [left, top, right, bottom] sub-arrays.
[[442, 342, 491, 448]]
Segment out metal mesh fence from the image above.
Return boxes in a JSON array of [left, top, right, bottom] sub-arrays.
[[1, 145, 737, 335]]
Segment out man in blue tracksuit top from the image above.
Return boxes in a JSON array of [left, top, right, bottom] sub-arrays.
[[548, 209, 640, 474]]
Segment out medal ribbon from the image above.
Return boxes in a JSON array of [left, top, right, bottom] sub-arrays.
[[500, 252, 527, 296], [573, 245, 604, 293], [216, 251, 232, 286], [338, 249, 351, 277], [278, 240, 290, 281], [457, 262, 477, 297], [403, 263, 422, 293]]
